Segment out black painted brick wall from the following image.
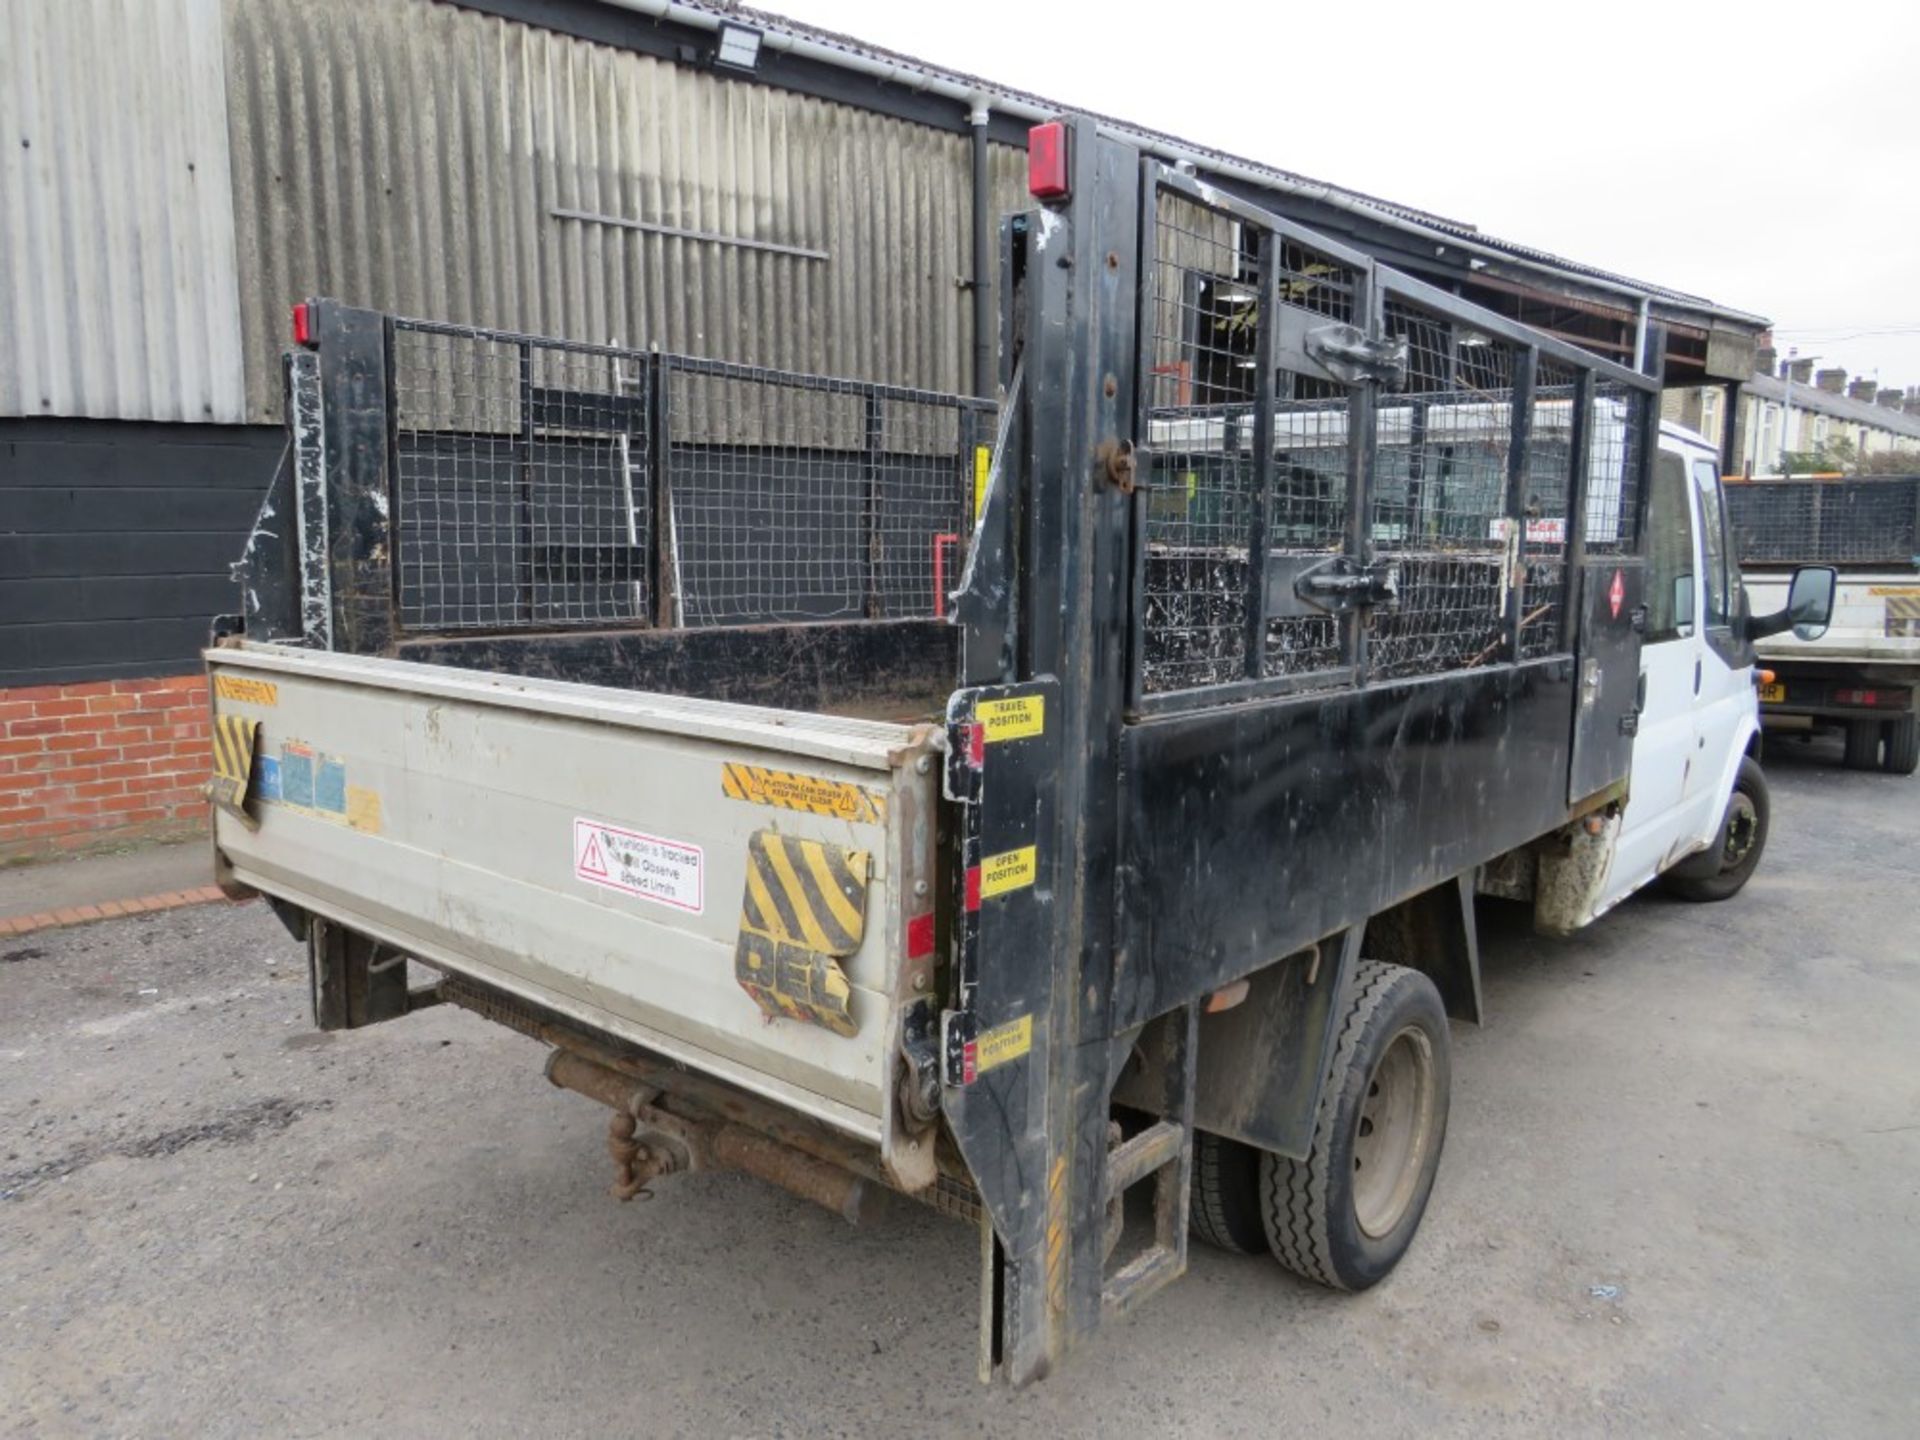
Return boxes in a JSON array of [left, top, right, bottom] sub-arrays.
[[0, 420, 282, 687]]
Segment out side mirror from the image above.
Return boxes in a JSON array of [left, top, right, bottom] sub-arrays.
[[1750, 565, 1836, 641]]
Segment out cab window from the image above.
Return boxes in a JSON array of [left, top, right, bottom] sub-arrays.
[[1691, 459, 1732, 629], [1644, 451, 1695, 643]]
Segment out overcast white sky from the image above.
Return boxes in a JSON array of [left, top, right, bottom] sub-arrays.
[[771, 0, 1920, 388]]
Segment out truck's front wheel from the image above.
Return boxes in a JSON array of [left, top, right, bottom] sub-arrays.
[[1883, 714, 1919, 776], [1662, 756, 1770, 902], [1260, 961, 1450, 1291]]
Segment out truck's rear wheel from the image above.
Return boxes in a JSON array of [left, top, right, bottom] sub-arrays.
[[1883, 714, 1919, 776], [1259, 960, 1449, 1291], [1844, 720, 1881, 770], [1663, 756, 1770, 902], [1188, 1130, 1267, 1254]]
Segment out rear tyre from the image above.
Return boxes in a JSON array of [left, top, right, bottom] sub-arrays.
[[1188, 1130, 1267, 1255], [1259, 961, 1450, 1291], [1844, 720, 1881, 770], [1883, 714, 1919, 776], [1663, 756, 1770, 902]]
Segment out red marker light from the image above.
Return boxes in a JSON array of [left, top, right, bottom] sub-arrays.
[[291, 303, 313, 346], [1028, 121, 1069, 201]]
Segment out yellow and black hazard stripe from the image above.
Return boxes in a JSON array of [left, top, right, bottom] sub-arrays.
[[720, 762, 886, 825], [734, 831, 871, 1038], [740, 831, 869, 957], [208, 713, 261, 829]]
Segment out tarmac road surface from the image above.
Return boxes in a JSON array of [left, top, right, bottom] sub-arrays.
[[2, 732, 1916, 1437]]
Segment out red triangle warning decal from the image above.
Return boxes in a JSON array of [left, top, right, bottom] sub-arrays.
[[579, 830, 610, 878]]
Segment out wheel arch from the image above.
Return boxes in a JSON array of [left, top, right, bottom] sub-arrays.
[[1361, 872, 1483, 1027]]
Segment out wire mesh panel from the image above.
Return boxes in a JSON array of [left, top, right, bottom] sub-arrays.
[[665, 360, 974, 627], [1519, 354, 1578, 659], [1368, 300, 1518, 681], [1724, 476, 1920, 566], [1140, 189, 1264, 692], [387, 321, 982, 636], [392, 323, 651, 631], [1263, 382, 1349, 676], [1585, 380, 1643, 554]]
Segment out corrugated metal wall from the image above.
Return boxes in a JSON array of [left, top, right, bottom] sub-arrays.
[[224, 0, 1028, 423], [0, 0, 247, 423]]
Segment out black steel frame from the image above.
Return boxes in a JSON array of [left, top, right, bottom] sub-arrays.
[[937, 120, 1660, 1385], [283, 304, 994, 649]]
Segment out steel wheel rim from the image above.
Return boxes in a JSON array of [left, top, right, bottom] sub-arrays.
[[1721, 792, 1759, 870], [1351, 1025, 1436, 1239]]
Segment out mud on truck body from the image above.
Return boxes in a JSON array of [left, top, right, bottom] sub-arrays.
[[208, 117, 1776, 1384]]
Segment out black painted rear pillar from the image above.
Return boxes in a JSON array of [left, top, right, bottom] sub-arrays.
[[310, 300, 397, 655], [997, 116, 1140, 1381]]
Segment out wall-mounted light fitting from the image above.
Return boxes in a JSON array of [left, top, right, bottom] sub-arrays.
[[716, 23, 762, 71]]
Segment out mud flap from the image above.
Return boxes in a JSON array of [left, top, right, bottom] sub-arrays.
[[937, 678, 1064, 1383]]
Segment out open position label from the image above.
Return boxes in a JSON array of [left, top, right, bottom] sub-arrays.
[[977, 696, 1044, 742], [574, 818, 704, 914], [979, 844, 1037, 899], [962, 1012, 1033, 1085]]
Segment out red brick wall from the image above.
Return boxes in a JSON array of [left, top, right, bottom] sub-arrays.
[[0, 676, 210, 861]]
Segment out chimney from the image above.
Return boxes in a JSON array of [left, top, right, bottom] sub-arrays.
[[1755, 345, 1777, 378], [1814, 367, 1847, 394], [1789, 358, 1816, 384], [1877, 388, 1904, 411], [1848, 378, 1878, 403]]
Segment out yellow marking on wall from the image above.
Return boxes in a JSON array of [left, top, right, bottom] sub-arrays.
[[979, 844, 1037, 899], [207, 713, 261, 830], [973, 445, 992, 523], [1867, 585, 1920, 597], [719, 762, 886, 824], [213, 674, 279, 707], [345, 785, 383, 835], [977, 695, 1044, 742], [973, 1013, 1032, 1074]]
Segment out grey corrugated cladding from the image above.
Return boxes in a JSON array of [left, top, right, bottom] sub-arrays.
[[3, 0, 1025, 426], [0, 0, 247, 423], [223, 0, 1028, 422]]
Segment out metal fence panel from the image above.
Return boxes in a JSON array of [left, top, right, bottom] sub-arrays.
[[387, 318, 984, 634]]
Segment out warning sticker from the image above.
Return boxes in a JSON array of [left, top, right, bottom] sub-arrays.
[[978, 844, 1038, 900], [719, 762, 886, 824], [214, 674, 279, 707], [574, 818, 704, 914], [963, 1013, 1033, 1083], [977, 696, 1044, 743], [973, 445, 992, 523]]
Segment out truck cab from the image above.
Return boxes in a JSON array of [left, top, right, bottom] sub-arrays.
[[1599, 425, 1835, 911]]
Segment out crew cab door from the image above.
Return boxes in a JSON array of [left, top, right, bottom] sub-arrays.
[[1605, 443, 1705, 903], [1686, 454, 1752, 807]]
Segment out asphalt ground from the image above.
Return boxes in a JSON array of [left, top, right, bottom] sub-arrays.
[[2, 730, 1915, 1438]]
